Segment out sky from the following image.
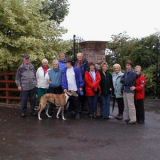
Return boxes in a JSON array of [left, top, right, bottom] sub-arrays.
[[62, 0, 160, 41]]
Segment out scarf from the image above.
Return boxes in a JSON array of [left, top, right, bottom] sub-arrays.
[[42, 65, 49, 75]]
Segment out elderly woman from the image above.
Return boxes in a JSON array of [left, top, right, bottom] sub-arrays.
[[48, 59, 63, 94], [112, 64, 124, 120], [85, 62, 101, 119], [36, 58, 49, 100], [130, 65, 146, 124]]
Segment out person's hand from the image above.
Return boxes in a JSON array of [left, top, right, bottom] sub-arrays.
[[48, 80, 51, 84], [64, 89, 67, 93], [110, 88, 112, 91], [130, 86, 136, 91], [18, 86, 22, 91], [79, 88, 82, 91]]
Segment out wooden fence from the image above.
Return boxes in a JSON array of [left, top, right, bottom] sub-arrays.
[[0, 72, 20, 108]]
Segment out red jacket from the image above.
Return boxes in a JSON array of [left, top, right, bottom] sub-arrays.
[[85, 71, 101, 96], [135, 74, 146, 100]]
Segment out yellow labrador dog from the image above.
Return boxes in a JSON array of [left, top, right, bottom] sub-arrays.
[[38, 91, 78, 121]]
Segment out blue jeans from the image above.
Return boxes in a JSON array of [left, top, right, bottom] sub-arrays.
[[88, 96, 98, 115], [20, 88, 36, 113], [102, 95, 111, 118]]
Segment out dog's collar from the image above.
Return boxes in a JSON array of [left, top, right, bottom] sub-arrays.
[[65, 91, 78, 97]]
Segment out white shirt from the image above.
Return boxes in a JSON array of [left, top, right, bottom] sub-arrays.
[[66, 67, 77, 91], [36, 67, 49, 88], [90, 71, 96, 81]]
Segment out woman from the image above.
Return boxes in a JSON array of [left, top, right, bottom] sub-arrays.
[[36, 58, 49, 102], [85, 63, 101, 119], [130, 65, 146, 124], [112, 64, 124, 120], [100, 62, 113, 119], [48, 59, 63, 94]]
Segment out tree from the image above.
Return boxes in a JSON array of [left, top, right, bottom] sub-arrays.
[[0, 0, 71, 71], [107, 32, 160, 96], [41, 0, 69, 24]]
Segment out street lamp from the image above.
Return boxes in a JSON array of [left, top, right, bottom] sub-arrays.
[[73, 35, 76, 62]]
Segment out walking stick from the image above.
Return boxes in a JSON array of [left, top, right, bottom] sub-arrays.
[[112, 94, 116, 113]]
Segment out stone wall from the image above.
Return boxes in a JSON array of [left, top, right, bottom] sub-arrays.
[[79, 41, 107, 64]]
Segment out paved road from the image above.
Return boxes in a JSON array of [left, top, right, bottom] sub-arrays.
[[0, 99, 160, 160]]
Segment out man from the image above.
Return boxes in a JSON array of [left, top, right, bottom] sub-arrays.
[[75, 52, 89, 112], [121, 60, 137, 124], [130, 65, 146, 124], [15, 54, 37, 117], [75, 52, 89, 78], [62, 59, 84, 119]]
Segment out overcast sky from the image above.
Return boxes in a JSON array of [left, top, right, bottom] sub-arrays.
[[61, 0, 160, 41]]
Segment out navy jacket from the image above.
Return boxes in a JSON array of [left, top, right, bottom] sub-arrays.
[[121, 70, 137, 93]]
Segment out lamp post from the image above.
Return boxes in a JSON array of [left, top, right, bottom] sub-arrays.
[[73, 35, 76, 62]]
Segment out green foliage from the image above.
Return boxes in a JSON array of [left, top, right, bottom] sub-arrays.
[[143, 65, 156, 96], [41, 0, 69, 24], [0, 0, 71, 71], [107, 32, 160, 96]]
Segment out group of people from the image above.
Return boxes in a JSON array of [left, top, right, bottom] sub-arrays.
[[15, 52, 146, 124]]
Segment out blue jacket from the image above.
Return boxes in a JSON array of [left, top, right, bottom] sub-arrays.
[[75, 59, 89, 78], [59, 59, 67, 73], [62, 67, 84, 93], [121, 70, 137, 93], [48, 68, 62, 87]]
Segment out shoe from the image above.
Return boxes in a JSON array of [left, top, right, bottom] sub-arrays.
[[88, 114, 93, 119], [103, 117, 110, 120], [138, 121, 144, 124], [31, 111, 37, 116], [93, 113, 97, 119], [21, 113, 26, 118], [124, 119, 130, 124], [34, 106, 39, 111], [75, 113, 80, 120], [128, 121, 136, 125], [115, 114, 123, 120]]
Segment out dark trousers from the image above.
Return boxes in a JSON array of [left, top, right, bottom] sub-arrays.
[[68, 96, 80, 114], [135, 99, 145, 123], [20, 88, 36, 113], [88, 96, 98, 115], [102, 95, 111, 118], [79, 95, 88, 112], [116, 98, 124, 115], [48, 86, 63, 94]]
